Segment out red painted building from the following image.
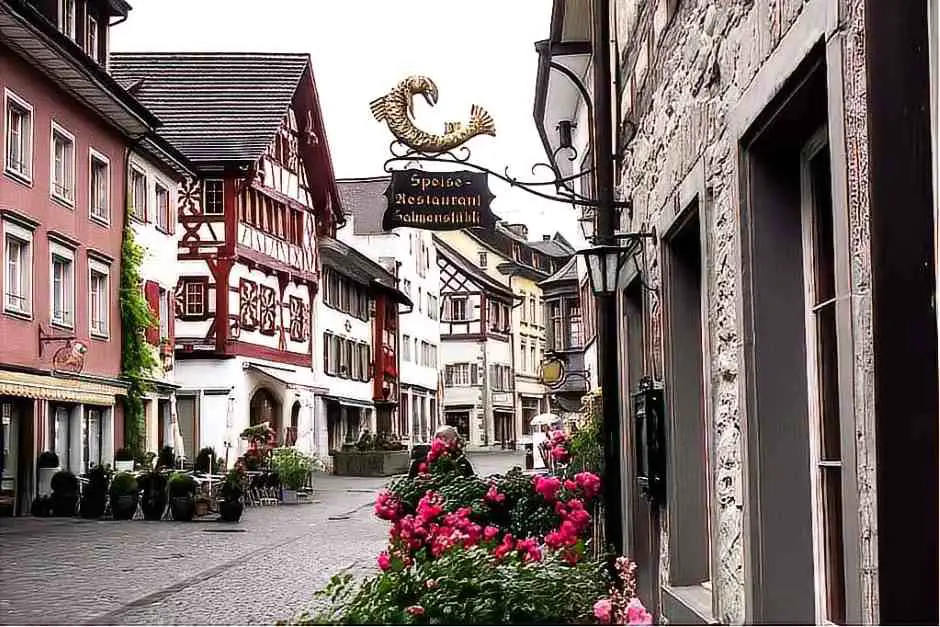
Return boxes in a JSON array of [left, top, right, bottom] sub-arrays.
[[0, 0, 160, 515], [109, 53, 345, 462]]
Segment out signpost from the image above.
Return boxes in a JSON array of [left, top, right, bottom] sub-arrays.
[[382, 169, 497, 231]]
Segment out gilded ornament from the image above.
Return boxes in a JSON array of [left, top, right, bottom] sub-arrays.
[[370, 76, 496, 153]]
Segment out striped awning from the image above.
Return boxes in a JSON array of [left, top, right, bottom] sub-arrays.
[[0, 370, 125, 406]]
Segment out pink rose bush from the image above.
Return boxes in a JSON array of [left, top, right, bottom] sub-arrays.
[[593, 557, 654, 625]]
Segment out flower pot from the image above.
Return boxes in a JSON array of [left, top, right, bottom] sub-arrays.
[[51, 492, 78, 517], [111, 493, 138, 520], [79, 494, 107, 519], [31, 495, 53, 517], [141, 494, 167, 521], [280, 488, 298, 504], [218, 499, 243, 522], [170, 495, 195, 521], [37, 467, 58, 496]]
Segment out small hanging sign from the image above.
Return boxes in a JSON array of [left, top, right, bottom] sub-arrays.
[[382, 169, 497, 231]]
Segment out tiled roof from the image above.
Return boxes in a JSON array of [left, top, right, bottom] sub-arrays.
[[540, 255, 579, 286], [109, 52, 311, 165], [530, 237, 574, 257], [319, 237, 411, 306], [433, 235, 514, 299], [337, 177, 389, 235]]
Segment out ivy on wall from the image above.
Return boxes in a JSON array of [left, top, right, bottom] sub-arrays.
[[119, 196, 158, 453]]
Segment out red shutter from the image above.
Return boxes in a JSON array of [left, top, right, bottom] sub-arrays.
[[167, 290, 175, 344], [144, 280, 160, 345]]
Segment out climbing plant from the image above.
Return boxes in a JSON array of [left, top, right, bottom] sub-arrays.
[[119, 197, 158, 454]]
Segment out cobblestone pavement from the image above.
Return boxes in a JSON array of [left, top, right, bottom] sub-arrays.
[[0, 452, 524, 625]]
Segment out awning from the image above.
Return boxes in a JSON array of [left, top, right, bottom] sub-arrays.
[[244, 363, 326, 392], [0, 370, 125, 406], [319, 394, 374, 409]]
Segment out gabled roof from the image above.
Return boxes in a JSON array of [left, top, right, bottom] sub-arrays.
[[108, 52, 312, 165], [433, 235, 514, 299], [539, 255, 578, 287], [337, 176, 389, 235], [319, 237, 411, 306], [530, 234, 575, 257]]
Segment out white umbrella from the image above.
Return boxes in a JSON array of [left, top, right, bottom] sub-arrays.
[[530, 413, 561, 428], [171, 410, 186, 462]]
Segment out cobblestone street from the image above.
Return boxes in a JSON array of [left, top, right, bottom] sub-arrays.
[[0, 452, 524, 626]]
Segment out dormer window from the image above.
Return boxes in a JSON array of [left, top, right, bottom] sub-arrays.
[[59, 0, 76, 40], [86, 16, 99, 60], [203, 179, 224, 215]]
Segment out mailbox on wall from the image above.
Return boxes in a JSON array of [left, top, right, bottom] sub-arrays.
[[632, 376, 666, 505]]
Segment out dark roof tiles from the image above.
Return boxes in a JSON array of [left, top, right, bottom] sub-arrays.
[[337, 177, 389, 235], [109, 52, 311, 165]]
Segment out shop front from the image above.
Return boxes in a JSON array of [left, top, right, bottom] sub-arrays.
[[0, 370, 124, 516]]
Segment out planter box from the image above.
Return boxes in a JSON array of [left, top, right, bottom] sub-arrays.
[[37, 466, 59, 496], [332, 450, 410, 477]]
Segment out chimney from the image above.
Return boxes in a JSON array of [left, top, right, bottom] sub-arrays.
[[542, 234, 551, 241], [505, 223, 529, 239]]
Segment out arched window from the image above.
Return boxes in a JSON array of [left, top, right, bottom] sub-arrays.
[[249, 388, 282, 441]]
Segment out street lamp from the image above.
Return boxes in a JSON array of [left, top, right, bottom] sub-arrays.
[[577, 244, 632, 295], [578, 208, 596, 242]]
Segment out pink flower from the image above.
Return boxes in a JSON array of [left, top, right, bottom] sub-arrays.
[[405, 605, 425, 617], [533, 475, 562, 502], [374, 490, 402, 521], [425, 579, 438, 589], [574, 472, 602, 500], [483, 525, 500, 541], [626, 598, 653, 625], [550, 445, 569, 462], [417, 462, 428, 474], [593, 599, 613, 623], [377, 552, 391, 571], [485, 484, 506, 504]]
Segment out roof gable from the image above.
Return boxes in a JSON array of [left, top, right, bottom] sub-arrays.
[[434, 235, 513, 299], [108, 52, 311, 165], [337, 177, 390, 235]]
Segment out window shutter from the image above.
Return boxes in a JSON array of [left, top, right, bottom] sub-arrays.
[[489, 364, 497, 389], [471, 363, 479, 385], [144, 280, 160, 344], [445, 366, 453, 386], [323, 332, 330, 374], [167, 290, 175, 344]]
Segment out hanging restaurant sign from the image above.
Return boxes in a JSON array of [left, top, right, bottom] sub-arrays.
[[382, 169, 497, 231]]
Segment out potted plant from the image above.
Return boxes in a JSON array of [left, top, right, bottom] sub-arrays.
[[157, 445, 176, 470], [271, 447, 320, 504], [218, 468, 246, 522], [114, 448, 135, 472], [36, 450, 60, 497], [79, 465, 110, 519], [138, 469, 168, 521], [194, 447, 219, 474], [50, 469, 79, 517], [167, 472, 198, 521], [109, 472, 139, 520]]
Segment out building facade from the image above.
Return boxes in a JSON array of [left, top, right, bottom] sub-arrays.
[[127, 139, 195, 455], [336, 176, 442, 446], [434, 235, 514, 448], [0, 0, 159, 515], [536, 0, 938, 624], [109, 52, 344, 465], [313, 235, 409, 462]]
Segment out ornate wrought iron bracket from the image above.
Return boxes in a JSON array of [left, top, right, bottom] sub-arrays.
[[38, 325, 75, 358]]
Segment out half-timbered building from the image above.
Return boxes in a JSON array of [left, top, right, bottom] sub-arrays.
[[433, 235, 515, 448], [0, 0, 160, 515], [109, 52, 343, 463], [315, 236, 410, 461]]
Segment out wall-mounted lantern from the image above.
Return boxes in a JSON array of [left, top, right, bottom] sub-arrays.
[[632, 376, 665, 505], [556, 119, 576, 149]]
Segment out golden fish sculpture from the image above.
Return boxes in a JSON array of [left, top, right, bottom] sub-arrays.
[[370, 75, 496, 153]]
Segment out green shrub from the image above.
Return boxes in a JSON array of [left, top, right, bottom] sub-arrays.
[[110, 471, 138, 494], [167, 472, 197, 497], [271, 448, 322, 490]]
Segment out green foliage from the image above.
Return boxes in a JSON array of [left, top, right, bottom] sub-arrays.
[[290, 546, 609, 625], [167, 472, 198, 497], [271, 447, 322, 490], [564, 414, 604, 479], [109, 471, 138, 495], [119, 218, 158, 455]]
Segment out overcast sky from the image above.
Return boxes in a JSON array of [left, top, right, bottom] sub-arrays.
[[110, 0, 581, 244]]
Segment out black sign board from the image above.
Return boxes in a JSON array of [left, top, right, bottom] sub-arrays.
[[382, 169, 497, 231]]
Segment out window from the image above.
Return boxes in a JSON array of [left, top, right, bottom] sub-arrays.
[[4, 223, 31, 315], [417, 287, 423, 313], [323, 332, 339, 376], [567, 299, 583, 347], [402, 334, 411, 361], [4, 90, 33, 181], [402, 279, 412, 297], [427, 293, 438, 320], [521, 340, 528, 371], [529, 295, 536, 322], [530, 345, 536, 372], [88, 260, 109, 337], [550, 301, 563, 349], [203, 179, 224, 215], [448, 296, 468, 321], [86, 15, 98, 59], [50, 245, 74, 327], [445, 363, 471, 386], [59, 0, 75, 39], [89, 150, 109, 223], [130, 168, 147, 221], [155, 182, 171, 232], [50, 123, 75, 204], [83, 408, 103, 473], [52, 405, 70, 470], [478, 251, 488, 268], [181, 279, 207, 318]]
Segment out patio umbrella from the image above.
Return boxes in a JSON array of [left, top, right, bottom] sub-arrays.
[[171, 410, 186, 463], [530, 413, 562, 428]]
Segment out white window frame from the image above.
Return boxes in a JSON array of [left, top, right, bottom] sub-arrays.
[[86, 14, 98, 59], [155, 179, 171, 232], [183, 280, 205, 317], [203, 179, 224, 215], [88, 258, 109, 339], [449, 363, 470, 386], [59, 0, 76, 40], [402, 334, 411, 361], [49, 121, 76, 206], [3, 221, 33, 317], [159, 287, 169, 340], [88, 148, 110, 224], [49, 242, 75, 328], [4, 89, 33, 183], [129, 165, 148, 222], [449, 295, 468, 321]]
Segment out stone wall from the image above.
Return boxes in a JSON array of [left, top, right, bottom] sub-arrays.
[[611, 0, 876, 623]]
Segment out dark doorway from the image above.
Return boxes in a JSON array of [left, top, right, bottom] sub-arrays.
[[445, 411, 470, 441], [740, 50, 829, 624], [326, 401, 342, 453], [287, 402, 300, 446], [0, 398, 33, 516], [249, 388, 281, 439], [175, 396, 197, 461]]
